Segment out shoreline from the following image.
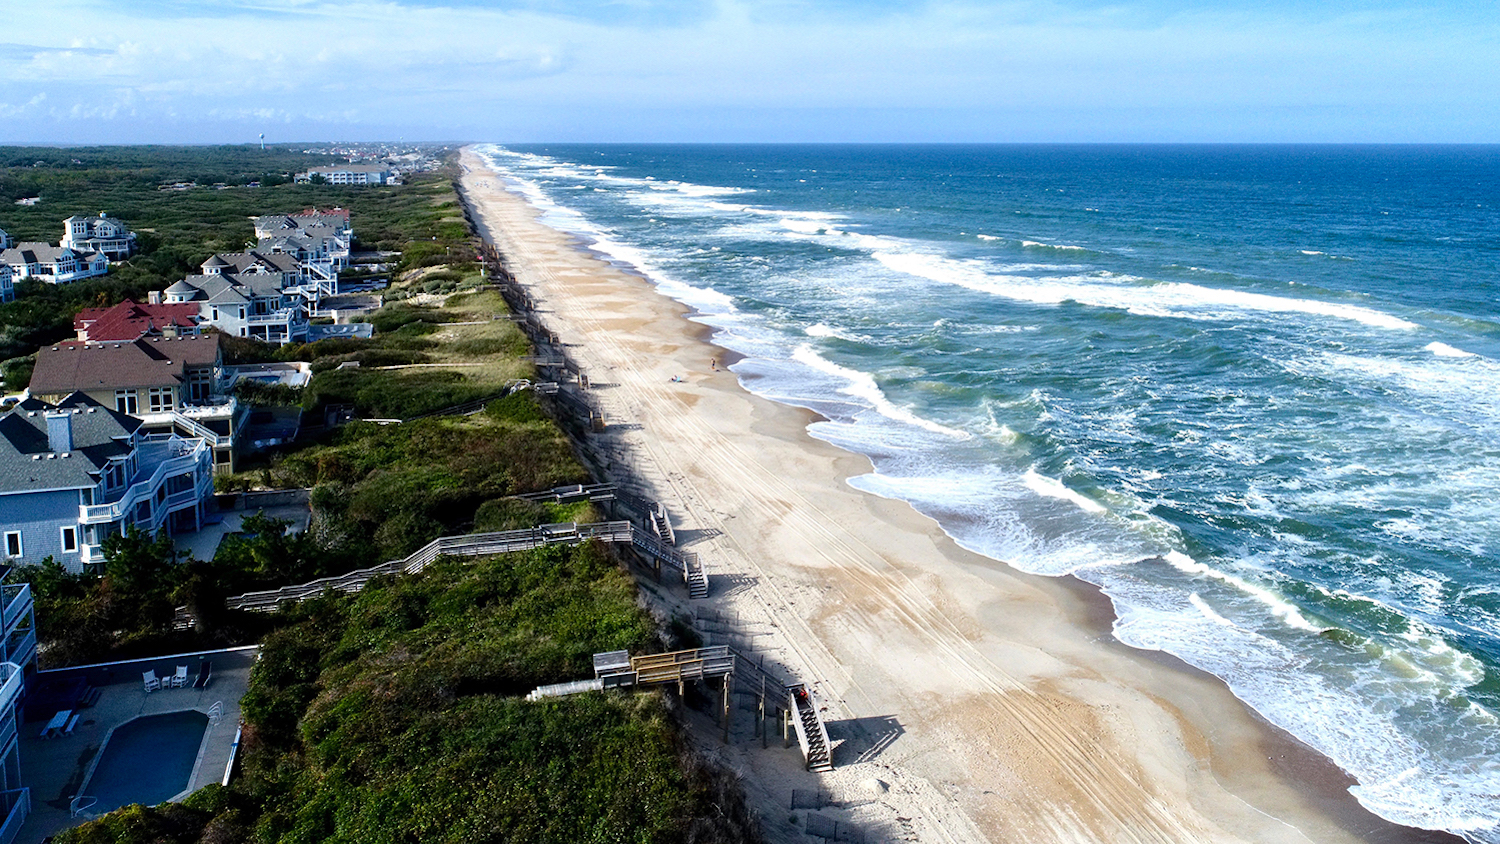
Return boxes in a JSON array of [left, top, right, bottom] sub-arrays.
[[456, 146, 1458, 844]]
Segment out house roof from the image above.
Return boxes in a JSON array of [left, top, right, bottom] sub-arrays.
[[30, 335, 221, 396], [178, 272, 285, 305], [74, 299, 201, 342], [205, 251, 301, 275], [0, 393, 140, 494], [165, 279, 202, 299], [1, 243, 101, 265]]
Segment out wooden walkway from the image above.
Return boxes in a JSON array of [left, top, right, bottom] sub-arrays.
[[221, 519, 706, 612]]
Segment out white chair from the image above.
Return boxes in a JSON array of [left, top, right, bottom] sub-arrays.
[[142, 670, 160, 693], [171, 665, 189, 688]]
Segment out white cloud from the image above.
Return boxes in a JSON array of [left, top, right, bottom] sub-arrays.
[[0, 0, 1495, 141]]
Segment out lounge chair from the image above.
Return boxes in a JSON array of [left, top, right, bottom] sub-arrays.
[[194, 661, 212, 689], [142, 670, 160, 693], [171, 665, 189, 688]]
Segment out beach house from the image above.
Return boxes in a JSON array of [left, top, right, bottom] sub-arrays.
[[0, 393, 214, 573], [0, 244, 109, 285], [252, 210, 352, 296], [0, 264, 12, 304], [29, 336, 241, 475], [162, 272, 310, 346], [61, 213, 136, 260], [0, 228, 10, 249]]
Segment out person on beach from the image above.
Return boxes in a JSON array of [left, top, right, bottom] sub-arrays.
[[710, 357, 718, 371]]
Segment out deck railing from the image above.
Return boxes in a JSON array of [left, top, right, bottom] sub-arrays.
[[80, 440, 208, 523], [0, 787, 30, 844]]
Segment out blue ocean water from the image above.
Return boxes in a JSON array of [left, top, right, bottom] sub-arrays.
[[477, 143, 1500, 841]]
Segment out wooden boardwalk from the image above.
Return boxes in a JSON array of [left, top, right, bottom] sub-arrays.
[[221, 519, 707, 612]]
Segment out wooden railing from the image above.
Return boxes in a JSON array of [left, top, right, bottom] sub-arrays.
[[226, 521, 650, 612]]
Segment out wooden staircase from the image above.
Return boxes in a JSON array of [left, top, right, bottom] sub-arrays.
[[788, 683, 834, 772], [683, 551, 709, 599]]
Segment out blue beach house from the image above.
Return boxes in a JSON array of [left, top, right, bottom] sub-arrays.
[[0, 393, 214, 574]]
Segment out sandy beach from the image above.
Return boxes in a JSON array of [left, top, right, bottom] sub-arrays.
[[456, 147, 1453, 844]]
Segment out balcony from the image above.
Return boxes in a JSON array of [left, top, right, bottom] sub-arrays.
[[1, 630, 34, 674], [246, 308, 305, 327], [0, 585, 29, 639], [79, 438, 209, 524], [0, 787, 28, 844], [0, 664, 22, 725]]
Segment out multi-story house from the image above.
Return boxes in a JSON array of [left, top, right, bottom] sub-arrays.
[[202, 249, 331, 317], [293, 164, 394, 185], [0, 393, 213, 573], [0, 244, 108, 285], [201, 250, 301, 286], [0, 228, 10, 249], [252, 210, 352, 299], [162, 272, 309, 346], [0, 264, 11, 304], [73, 297, 201, 342], [61, 213, 136, 260], [29, 336, 240, 474]]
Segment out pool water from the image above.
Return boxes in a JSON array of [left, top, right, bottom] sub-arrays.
[[84, 710, 209, 812]]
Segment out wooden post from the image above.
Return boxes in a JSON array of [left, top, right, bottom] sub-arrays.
[[722, 675, 732, 744], [782, 708, 791, 747], [759, 673, 767, 748]]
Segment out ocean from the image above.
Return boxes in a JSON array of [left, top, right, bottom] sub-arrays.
[[476, 143, 1500, 842]]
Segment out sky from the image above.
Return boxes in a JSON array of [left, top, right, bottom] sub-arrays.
[[0, 0, 1497, 144]]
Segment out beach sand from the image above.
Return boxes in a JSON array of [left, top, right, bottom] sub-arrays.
[[456, 147, 1454, 844]]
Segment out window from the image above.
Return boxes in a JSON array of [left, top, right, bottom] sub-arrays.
[[115, 389, 138, 414], [60, 526, 77, 553], [4, 531, 21, 558], [148, 387, 174, 413]]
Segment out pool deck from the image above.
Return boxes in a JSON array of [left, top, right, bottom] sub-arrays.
[[14, 646, 257, 844]]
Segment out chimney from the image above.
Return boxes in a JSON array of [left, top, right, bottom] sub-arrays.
[[148, 289, 161, 305], [45, 411, 73, 454]]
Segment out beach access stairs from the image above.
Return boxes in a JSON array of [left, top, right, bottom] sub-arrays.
[[788, 683, 834, 772]]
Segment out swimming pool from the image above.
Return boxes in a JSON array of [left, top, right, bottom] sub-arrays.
[[83, 710, 209, 813]]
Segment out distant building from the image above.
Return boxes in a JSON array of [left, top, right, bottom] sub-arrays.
[[0, 392, 214, 572], [73, 298, 201, 343], [0, 263, 12, 304], [61, 213, 136, 260], [294, 163, 395, 185], [0, 227, 11, 249], [29, 335, 240, 474], [0, 243, 109, 285]]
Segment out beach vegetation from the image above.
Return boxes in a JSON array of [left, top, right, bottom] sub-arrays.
[[54, 543, 760, 844]]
